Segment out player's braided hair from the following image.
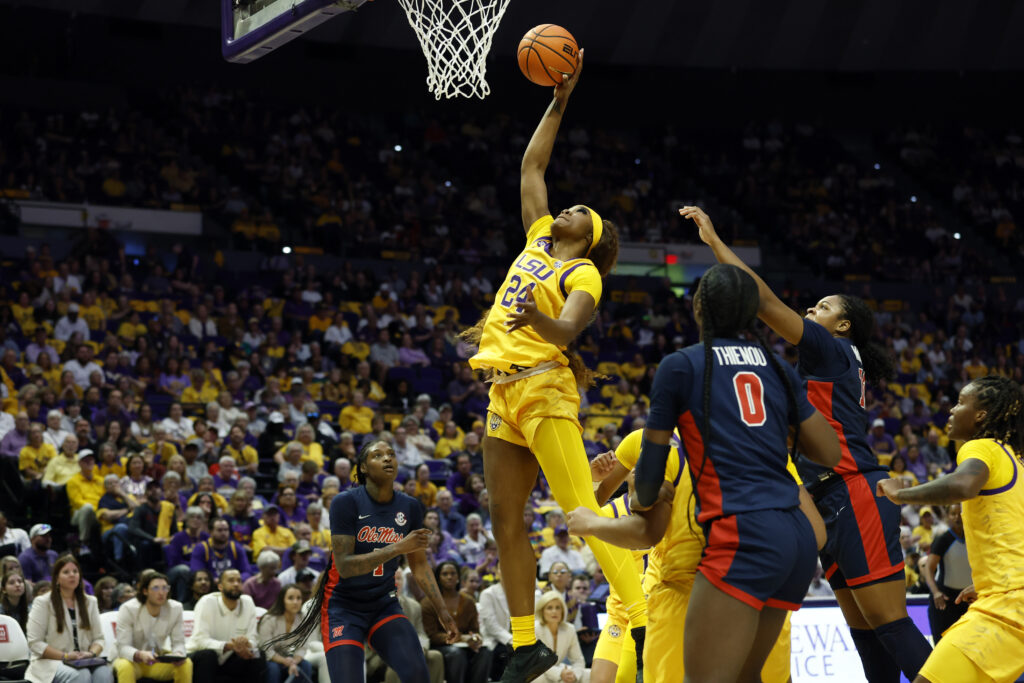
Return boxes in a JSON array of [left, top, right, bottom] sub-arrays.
[[266, 438, 389, 655], [968, 375, 1024, 455], [688, 265, 802, 534], [835, 295, 895, 384]]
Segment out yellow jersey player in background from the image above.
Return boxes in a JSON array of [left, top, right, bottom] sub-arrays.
[[460, 52, 648, 683], [878, 375, 1024, 683], [572, 428, 826, 683]]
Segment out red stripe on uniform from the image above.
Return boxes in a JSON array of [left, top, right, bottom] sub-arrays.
[[805, 381, 858, 476], [320, 563, 339, 649], [699, 515, 744, 598], [824, 562, 839, 580], [331, 640, 364, 650], [698, 567, 764, 611], [844, 475, 898, 581], [678, 411, 722, 521], [367, 613, 407, 642], [765, 597, 803, 611]]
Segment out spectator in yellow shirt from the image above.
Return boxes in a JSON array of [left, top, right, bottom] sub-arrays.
[[912, 506, 937, 553], [619, 353, 648, 383], [252, 505, 296, 558], [19, 423, 57, 481], [180, 368, 219, 404], [42, 434, 82, 488], [79, 291, 106, 331], [67, 450, 105, 544], [434, 420, 465, 459], [339, 390, 375, 434], [115, 311, 148, 342], [223, 425, 259, 473], [413, 463, 438, 509], [888, 453, 919, 488]]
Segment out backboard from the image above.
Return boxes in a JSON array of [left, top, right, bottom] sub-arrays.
[[221, 0, 371, 63]]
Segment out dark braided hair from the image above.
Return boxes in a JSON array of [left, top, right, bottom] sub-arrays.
[[689, 265, 803, 532], [835, 295, 895, 384], [968, 376, 1024, 455], [267, 437, 390, 655]]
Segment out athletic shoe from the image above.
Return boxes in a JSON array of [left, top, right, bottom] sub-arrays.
[[500, 641, 558, 683]]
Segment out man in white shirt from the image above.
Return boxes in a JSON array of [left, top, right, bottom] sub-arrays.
[[187, 569, 265, 680], [479, 566, 513, 680], [188, 304, 218, 339], [0, 510, 30, 554], [64, 344, 103, 388], [160, 402, 195, 444], [277, 540, 319, 585], [54, 302, 90, 342], [392, 426, 423, 479], [538, 526, 586, 577], [42, 409, 72, 450]]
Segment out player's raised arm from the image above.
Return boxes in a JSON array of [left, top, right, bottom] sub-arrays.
[[520, 50, 584, 233], [680, 206, 805, 345]]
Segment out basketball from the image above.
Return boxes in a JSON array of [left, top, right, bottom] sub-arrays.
[[517, 24, 579, 87]]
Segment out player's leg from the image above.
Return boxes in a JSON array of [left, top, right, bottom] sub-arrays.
[[368, 606, 430, 683], [735, 607, 788, 683], [529, 417, 648, 629], [325, 643, 369, 682], [643, 580, 689, 683], [682, 573, 761, 683], [324, 608, 372, 683]]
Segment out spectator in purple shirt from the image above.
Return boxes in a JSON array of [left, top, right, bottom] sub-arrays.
[[91, 389, 134, 433], [445, 453, 476, 510], [397, 333, 430, 367], [867, 418, 897, 462], [166, 505, 210, 601], [906, 400, 932, 432], [17, 523, 58, 582], [212, 455, 240, 494], [189, 517, 253, 581], [0, 412, 29, 458], [435, 489, 466, 539], [223, 490, 258, 549], [241, 549, 282, 609], [904, 445, 929, 483], [446, 365, 475, 418], [295, 460, 321, 505]]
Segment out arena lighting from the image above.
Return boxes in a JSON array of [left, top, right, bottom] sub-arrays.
[[635, 158, 641, 165], [954, 232, 962, 240], [874, 163, 881, 170], [394, 144, 403, 152], [282, 246, 292, 254], [910, 195, 918, 203], [665, 254, 679, 265], [445, 180, 452, 187]]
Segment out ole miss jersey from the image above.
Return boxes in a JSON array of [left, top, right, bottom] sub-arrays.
[[647, 339, 815, 523], [326, 487, 424, 609], [796, 319, 884, 481]]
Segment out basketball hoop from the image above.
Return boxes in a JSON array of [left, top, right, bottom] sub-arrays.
[[397, 0, 512, 99]]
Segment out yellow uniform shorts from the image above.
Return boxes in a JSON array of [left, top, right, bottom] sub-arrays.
[[642, 577, 793, 683], [919, 590, 1024, 683], [112, 657, 194, 683], [486, 365, 581, 448]]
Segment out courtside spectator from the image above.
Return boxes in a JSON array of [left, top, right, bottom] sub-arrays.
[[187, 569, 265, 680], [113, 571, 192, 683]]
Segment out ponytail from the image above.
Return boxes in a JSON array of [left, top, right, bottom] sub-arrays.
[[836, 295, 894, 384]]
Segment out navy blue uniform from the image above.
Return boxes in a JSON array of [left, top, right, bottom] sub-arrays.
[[796, 319, 904, 589], [648, 339, 818, 610], [323, 486, 429, 682]]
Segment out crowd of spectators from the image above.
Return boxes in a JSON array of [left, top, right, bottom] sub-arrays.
[[1, 91, 1024, 681]]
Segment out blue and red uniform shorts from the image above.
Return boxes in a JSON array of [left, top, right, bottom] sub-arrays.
[[699, 507, 817, 611], [813, 469, 904, 590]]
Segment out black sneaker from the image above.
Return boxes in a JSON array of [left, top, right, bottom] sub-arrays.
[[500, 641, 558, 683], [631, 625, 646, 683]]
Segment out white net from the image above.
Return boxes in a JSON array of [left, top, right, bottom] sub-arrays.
[[396, 0, 513, 99]]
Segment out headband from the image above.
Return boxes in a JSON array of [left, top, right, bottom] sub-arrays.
[[583, 205, 603, 257]]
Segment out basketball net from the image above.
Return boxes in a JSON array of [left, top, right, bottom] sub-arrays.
[[396, 0, 512, 99]]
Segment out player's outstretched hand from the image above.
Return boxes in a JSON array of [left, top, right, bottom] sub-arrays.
[[590, 451, 617, 482], [875, 476, 911, 503], [440, 611, 460, 644], [505, 285, 539, 334], [679, 206, 719, 246], [566, 507, 598, 536], [955, 584, 977, 604], [554, 48, 583, 101], [398, 528, 431, 553]]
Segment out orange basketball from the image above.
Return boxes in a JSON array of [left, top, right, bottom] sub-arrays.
[[517, 24, 579, 87]]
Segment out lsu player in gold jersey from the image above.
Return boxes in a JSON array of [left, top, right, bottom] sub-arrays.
[[878, 375, 1024, 683], [572, 428, 827, 683], [460, 53, 648, 682]]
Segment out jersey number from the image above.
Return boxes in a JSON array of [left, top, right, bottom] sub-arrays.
[[733, 372, 767, 427], [500, 275, 536, 309], [858, 368, 866, 408], [373, 563, 384, 577]]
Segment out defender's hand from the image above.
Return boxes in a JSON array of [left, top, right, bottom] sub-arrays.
[[566, 507, 599, 537], [590, 451, 617, 482], [679, 206, 719, 246]]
